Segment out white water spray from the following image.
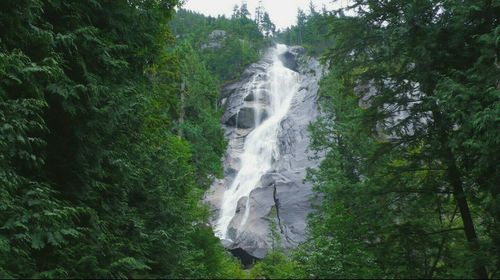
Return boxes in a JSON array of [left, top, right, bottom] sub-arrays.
[[215, 44, 299, 239]]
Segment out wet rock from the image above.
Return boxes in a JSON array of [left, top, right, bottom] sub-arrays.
[[244, 90, 270, 103], [225, 106, 269, 129], [226, 196, 248, 241], [227, 186, 276, 259], [244, 93, 256, 101], [205, 45, 324, 260], [221, 61, 272, 126], [278, 51, 299, 72], [289, 46, 306, 55]]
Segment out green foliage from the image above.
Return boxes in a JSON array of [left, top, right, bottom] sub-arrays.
[[202, 37, 260, 83], [0, 0, 243, 278], [302, 0, 500, 278], [275, 3, 334, 56], [170, 8, 270, 83], [260, 12, 276, 38], [250, 251, 305, 279], [249, 208, 305, 279], [173, 42, 227, 184], [296, 203, 381, 279]]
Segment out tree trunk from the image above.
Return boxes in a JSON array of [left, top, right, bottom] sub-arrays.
[[178, 80, 185, 138], [433, 110, 488, 279], [445, 149, 488, 279]]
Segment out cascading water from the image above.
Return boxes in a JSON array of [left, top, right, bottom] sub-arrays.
[[215, 44, 300, 240]]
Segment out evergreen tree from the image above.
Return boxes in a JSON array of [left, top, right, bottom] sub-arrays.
[[296, 9, 307, 45], [301, 0, 500, 278], [232, 4, 240, 19], [239, 1, 251, 19], [261, 12, 276, 38], [249, 207, 305, 279], [170, 8, 267, 83], [0, 0, 243, 278], [254, 0, 264, 33]]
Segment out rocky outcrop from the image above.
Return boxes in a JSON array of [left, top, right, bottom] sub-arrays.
[[279, 51, 299, 71], [209, 30, 226, 40], [278, 46, 306, 72], [201, 30, 227, 50], [205, 45, 323, 260]]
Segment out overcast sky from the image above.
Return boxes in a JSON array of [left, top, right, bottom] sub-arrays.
[[181, 0, 349, 30]]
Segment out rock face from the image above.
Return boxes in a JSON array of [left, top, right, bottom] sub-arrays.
[[205, 45, 323, 260], [201, 29, 227, 50], [225, 106, 269, 129], [209, 30, 227, 40], [278, 51, 299, 71]]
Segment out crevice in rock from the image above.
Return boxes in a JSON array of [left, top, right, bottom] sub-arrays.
[[272, 183, 284, 234], [272, 183, 300, 246]]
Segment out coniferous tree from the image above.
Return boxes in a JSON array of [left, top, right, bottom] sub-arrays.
[[300, 1, 500, 278], [261, 12, 276, 38], [0, 0, 244, 278]]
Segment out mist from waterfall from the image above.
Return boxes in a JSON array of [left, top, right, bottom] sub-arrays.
[[215, 44, 300, 240]]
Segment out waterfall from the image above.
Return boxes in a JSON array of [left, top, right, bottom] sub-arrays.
[[215, 44, 300, 240]]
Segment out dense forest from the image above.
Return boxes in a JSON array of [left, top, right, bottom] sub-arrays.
[[295, 1, 500, 278], [0, 0, 248, 278], [1, 0, 499, 279]]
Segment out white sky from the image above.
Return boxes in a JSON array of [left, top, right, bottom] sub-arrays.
[[181, 0, 349, 30]]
